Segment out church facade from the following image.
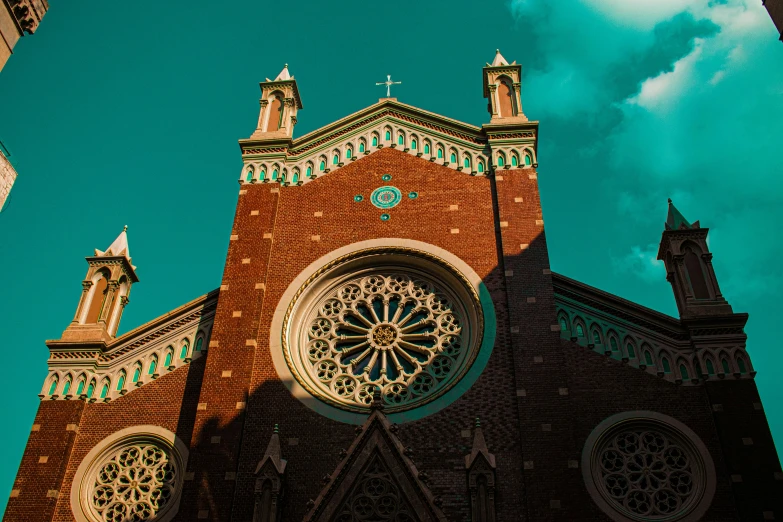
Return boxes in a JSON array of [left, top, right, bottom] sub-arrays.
[[5, 52, 783, 522]]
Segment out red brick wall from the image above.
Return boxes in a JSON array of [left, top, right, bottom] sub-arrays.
[[5, 401, 84, 521], [11, 146, 781, 522]]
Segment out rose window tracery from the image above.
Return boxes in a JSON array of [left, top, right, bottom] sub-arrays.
[[585, 416, 715, 522], [86, 442, 178, 522], [285, 260, 483, 414]]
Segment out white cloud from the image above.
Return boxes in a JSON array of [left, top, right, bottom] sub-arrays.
[[579, 0, 698, 29], [612, 244, 666, 283], [629, 41, 703, 112]]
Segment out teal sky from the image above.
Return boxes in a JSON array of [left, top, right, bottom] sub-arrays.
[[1, 0, 781, 513]]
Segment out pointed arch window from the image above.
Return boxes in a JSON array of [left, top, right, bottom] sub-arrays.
[[398, 135, 404, 146], [626, 342, 636, 358], [464, 157, 471, 169], [259, 169, 266, 181], [679, 364, 689, 380], [497, 78, 516, 117], [272, 169, 279, 181], [385, 130, 391, 141], [180, 343, 189, 360], [195, 338, 204, 352], [306, 166, 312, 178], [87, 380, 96, 398], [576, 324, 584, 337], [705, 359, 715, 375], [333, 154, 339, 165], [685, 249, 710, 299], [644, 351, 653, 366], [245, 168, 254, 182], [721, 358, 730, 374], [163, 349, 173, 368], [117, 371, 126, 391], [48, 378, 59, 396], [62, 379, 72, 396], [478, 162, 485, 173], [410, 139, 417, 150], [346, 148, 352, 159], [610, 338, 619, 352], [559, 317, 568, 331], [524, 151, 532, 166], [737, 357, 747, 374], [266, 95, 284, 132], [372, 136, 378, 147], [86, 274, 109, 324], [319, 161, 326, 172], [292, 172, 299, 184], [592, 330, 601, 344], [99, 381, 109, 399], [76, 379, 85, 396], [450, 152, 457, 163], [437, 147, 444, 159], [148, 356, 158, 376], [132, 366, 141, 383], [359, 142, 366, 153], [497, 155, 505, 167], [511, 154, 518, 167], [662, 357, 672, 374], [424, 143, 430, 154]]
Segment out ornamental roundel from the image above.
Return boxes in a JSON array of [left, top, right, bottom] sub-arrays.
[[370, 186, 402, 209], [282, 248, 485, 414], [71, 427, 187, 522], [582, 412, 716, 522]]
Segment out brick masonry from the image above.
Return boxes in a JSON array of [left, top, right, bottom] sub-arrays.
[[6, 147, 783, 521]]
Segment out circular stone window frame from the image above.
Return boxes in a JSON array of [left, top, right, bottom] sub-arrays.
[[70, 425, 189, 522], [270, 238, 497, 425], [581, 411, 717, 522]]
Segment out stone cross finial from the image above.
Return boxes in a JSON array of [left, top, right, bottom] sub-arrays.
[[376, 75, 402, 98]]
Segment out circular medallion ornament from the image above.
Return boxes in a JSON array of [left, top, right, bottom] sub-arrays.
[[371, 186, 402, 209], [582, 412, 716, 522], [280, 248, 486, 414]]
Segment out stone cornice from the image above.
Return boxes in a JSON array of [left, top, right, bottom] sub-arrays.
[[552, 272, 689, 341], [85, 255, 139, 283], [46, 289, 218, 361]]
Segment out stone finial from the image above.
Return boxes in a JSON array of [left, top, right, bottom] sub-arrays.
[[371, 388, 384, 410]]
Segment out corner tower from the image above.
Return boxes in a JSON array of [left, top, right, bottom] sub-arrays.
[[483, 50, 527, 124], [61, 226, 138, 342], [657, 199, 732, 319], [248, 64, 303, 141]]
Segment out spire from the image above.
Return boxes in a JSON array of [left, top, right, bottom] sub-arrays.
[[489, 49, 509, 67], [255, 424, 286, 475], [95, 225, 131, 260], [274, 63, 291, 81], [465, 417, 496, 469], [665, 199, 699, 231]]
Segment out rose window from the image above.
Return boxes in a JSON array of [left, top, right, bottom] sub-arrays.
[[584, 416, 715, 522], [284, 259, 483, 413], [86, 442, 179, 522]]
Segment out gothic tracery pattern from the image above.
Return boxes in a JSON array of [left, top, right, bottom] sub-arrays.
[[335, 456, 416, 522], [88, 442, 178, 522], [594, 425, 702, 521], [300, 272, 467, 410]]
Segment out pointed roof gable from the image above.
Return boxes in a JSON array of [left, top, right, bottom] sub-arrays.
[[274, 63, 291, 81], [665, 199, 699, 231], [489, 49, 509, 67], [255, 424, 287, 475], [304, 403, 446, 522], [465, 418, 496, 469], [95, 225, 130, 259]]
